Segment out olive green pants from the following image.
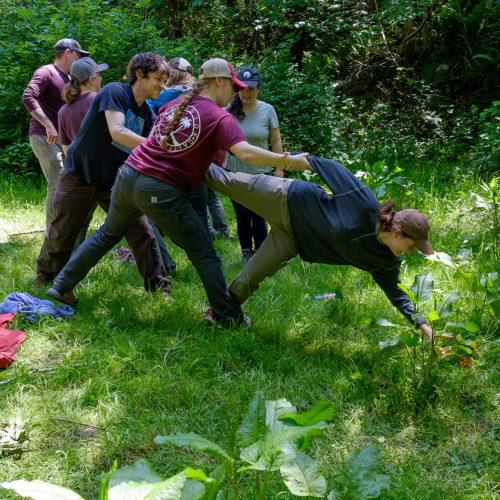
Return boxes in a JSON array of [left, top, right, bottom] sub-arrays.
[[204, 165, 299, 304]]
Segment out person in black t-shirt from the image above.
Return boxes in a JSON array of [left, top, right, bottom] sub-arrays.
[[32, 53, 171, 304]]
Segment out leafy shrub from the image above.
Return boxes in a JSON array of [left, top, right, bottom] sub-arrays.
[[471, 101, 500, 175]]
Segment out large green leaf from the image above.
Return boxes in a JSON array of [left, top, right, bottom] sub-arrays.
[[203, 464, 226, 500], [410, 273, 434, 303], [265, 398, 296, 425], [1, 480, 85, 500], [280, 452, 327, 497], [108, 481, 158, 500], [379, 336, 400, 350], [239, 421, 327, 471], [397, 283, 416, 304], [436, 292, 460, 318], [236, 390, 266, 448], [108, 469, 206, 500], [279, 401, 334, 426], [109, 459, 163, 488], [179, 479, 205, 500], [337, 445, 390, 499], [426, 252, 457, 269], [154, 433, 231, 462]]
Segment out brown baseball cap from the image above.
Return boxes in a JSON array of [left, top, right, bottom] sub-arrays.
[[393, 209, 434, 255]]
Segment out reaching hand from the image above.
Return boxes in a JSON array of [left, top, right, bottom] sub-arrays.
[[281, 152, 310, 171]]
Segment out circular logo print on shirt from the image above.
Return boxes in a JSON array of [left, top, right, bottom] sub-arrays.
[[154, 103, 201, 152]]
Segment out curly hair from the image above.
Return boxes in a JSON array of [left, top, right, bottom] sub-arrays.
[[126, 52, 169, 85], [227, 93, 245, 120], [377, 200, 397, 232], [160, 79, 212, 151], [61, 77, 87, 105]]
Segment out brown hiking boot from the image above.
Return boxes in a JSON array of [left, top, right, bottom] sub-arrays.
[[31, 273, 51, 289], [46, 287, 78, 306]]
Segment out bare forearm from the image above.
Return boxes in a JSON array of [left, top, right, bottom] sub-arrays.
[[30, 106, 58, 143], [419, 323, 433, 342], [109, 125, 146, 149], [30, 107, 51, 126], [271, 137, 284, 177]]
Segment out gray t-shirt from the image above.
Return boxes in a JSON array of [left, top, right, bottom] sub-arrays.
[[224, 100, 279, 174]]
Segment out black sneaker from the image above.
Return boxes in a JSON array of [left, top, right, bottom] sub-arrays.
[[46, 287, 78, 306]]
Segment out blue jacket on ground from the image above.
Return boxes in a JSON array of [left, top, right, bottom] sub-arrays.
[[0, 293, 75, 322]]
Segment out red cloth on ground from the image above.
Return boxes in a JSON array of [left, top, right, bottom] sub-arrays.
[[0, 314, 27, 369]]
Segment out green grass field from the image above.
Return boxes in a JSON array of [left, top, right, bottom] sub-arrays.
[[0, 166, 498, 499]]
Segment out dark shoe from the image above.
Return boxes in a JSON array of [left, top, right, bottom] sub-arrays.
[[241, 249, 254, 263], [202, 307, 251, 328], [31, 273, 51, 289], [46, 286, 78, 306]]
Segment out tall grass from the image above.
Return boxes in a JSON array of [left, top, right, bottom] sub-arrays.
[[0, 165, 498, 499]]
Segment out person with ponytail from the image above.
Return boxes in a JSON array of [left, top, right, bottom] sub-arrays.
[[203, 156, 436, 341], [58, 57, 109, 155], [47, 58, 310, 327], [52, 57, 109, 251]]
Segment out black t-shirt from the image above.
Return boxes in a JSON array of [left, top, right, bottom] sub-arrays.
[[287, 156, 423, 326], [64, 82, 156, 189]]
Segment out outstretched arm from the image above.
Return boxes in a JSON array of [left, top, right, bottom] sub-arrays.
[[229, 141, 310, 171]]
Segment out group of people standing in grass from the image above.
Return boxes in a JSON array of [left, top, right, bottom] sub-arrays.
[[23, 39, 437, 340]]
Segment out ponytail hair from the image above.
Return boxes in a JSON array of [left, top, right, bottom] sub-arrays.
[[62, 77, 86, 105], [160, 78, 212, 151], [377, 200, 397, 232], [227, 93, 245, 120]]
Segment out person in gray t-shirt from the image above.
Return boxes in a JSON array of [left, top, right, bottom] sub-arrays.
[[225, 65, 284, 262]]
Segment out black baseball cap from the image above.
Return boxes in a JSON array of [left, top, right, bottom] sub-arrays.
[[54, 38, 89, 56], [237, 66, 261, 88]]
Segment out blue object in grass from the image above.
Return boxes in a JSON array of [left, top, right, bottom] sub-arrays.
[[0, 292, 75, 322]]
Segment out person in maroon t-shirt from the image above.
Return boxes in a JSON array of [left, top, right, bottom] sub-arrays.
[[58, 57, 109, 153], [22, 38, 89, 231], [47, 58, 309, 328], [55, 57, 109, 252]]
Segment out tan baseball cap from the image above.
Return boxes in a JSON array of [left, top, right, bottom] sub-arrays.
[[393, 209, 434, 255], [199, 58, 247, 92]]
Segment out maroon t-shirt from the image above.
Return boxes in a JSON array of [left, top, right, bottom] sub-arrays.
[[58, 92, 96, 145], [22, 64, 70, 136], [126, 95, 246, 192]]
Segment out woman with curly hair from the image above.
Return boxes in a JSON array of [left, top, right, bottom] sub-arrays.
[[47, 58, 310, 327]]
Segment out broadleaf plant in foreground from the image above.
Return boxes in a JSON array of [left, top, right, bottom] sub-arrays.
[[2, 392, 391, 499]]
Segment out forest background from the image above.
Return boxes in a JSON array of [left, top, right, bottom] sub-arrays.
[[0, 0, 499, 499], [0, 0, 498, 173]]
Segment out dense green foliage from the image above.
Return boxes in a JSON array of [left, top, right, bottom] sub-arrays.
[[0, 0, 498, 173]]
